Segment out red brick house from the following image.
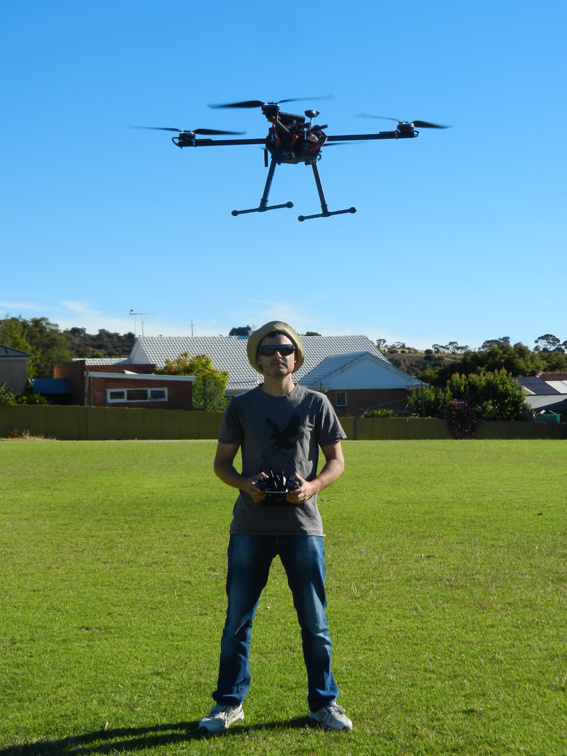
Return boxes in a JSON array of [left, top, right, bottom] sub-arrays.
[[50, 359, 195, 409]]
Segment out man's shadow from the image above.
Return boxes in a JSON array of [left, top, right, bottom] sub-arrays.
[[0, 717, 311, 754]]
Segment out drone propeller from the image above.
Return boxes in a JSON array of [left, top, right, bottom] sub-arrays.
[[357, 113, 449, 129], [129, 125, 245, 135], [209, 95, 334, 109]]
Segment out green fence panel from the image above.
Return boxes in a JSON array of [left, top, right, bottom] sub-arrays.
[[2, 406, 566, 441]]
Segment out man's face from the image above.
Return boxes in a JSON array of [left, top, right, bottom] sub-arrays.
[[257, 333, 297, 377]]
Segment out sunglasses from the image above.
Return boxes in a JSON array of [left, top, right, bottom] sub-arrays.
[[258, 344, 296, 357]]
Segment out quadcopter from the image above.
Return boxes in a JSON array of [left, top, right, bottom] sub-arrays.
[[133, 97, 447, 221]]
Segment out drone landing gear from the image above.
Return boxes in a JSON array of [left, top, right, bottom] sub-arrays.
[[231, 154, 294, 216], [298, 162, 356, 222], [231, 154, 356, 221]]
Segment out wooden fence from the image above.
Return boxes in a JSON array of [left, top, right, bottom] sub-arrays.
[[2, 405, 566, 440]]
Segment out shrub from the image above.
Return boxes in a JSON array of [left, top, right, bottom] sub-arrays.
[[445, 398, 478, 439], [16, 392, 49, 405], [406, 385, 449, 418], [0, 384, 17, 406], [408, 369, 529, 424]]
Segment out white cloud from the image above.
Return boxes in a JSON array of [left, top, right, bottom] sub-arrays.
[[0, 301, 42, 313]]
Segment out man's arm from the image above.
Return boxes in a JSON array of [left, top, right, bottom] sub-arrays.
[[286, 441, 345, 504], [213, 441, 267, 502]]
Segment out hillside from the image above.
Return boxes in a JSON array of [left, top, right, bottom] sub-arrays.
[[382, 348, 463, 377]]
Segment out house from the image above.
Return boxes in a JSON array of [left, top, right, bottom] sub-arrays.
[[43, 332, 424, 414], [49, 359, 195, 409], [0, 344, 31, 394], [514, 371, 567, 417], [299, 351, 424, 416], [130, 334, 422, 414], [131, 334, 388, 392]]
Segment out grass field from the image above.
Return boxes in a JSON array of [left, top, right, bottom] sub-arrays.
[[1, 439, 565, 755]]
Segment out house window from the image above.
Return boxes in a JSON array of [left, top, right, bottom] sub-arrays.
[[336, 391, 347, 407], [107, 388, 168, 403], [108, 390, 126, 401]]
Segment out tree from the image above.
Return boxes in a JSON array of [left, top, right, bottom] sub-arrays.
[[407, 384, 447, 418], [0, 317, 31, 354], [407, 369, 529, 422], [229, 326, 252, 337], [63, 327, 135, 358], [534, 334, 562, 352], [418, 341, 567, 386], [0, 316, 73, 378], [446, 370, 528, 420], [481, 337, 511, 349], [156, 352, 229, 411], [303, 331, 322, 336]]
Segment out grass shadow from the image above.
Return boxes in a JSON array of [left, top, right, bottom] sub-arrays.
[[0, 717, 312, 754]]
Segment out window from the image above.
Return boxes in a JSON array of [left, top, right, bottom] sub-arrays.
[[107, 387, 168, 403], [336, 391, 347, 407]]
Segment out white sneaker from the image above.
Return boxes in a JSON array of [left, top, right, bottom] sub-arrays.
[[198, 703, 244, 734], [309, 702, 353, 730]]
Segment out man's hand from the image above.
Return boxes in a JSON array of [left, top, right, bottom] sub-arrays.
[[214, 443, 267, 501], [285, 473, 316, 504], [285, 441, 345, 504], [248, 472, 268, 502]]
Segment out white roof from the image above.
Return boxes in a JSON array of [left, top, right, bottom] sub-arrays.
[[130, 334, 387, 394], [546, 381, 567, 394], [299, 351, 423, 390], [74, 358, 130, 366]]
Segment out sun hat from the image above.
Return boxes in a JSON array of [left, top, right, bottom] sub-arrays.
[[247, 321, 305, 374]]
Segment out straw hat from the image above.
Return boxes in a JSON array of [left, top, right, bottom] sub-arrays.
[[247, 321, 305, 374]]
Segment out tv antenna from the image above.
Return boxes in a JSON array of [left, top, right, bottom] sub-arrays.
[[128, 309, 154, 336]]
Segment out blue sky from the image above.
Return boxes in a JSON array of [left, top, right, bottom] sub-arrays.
[[2, 1, 565, 350]]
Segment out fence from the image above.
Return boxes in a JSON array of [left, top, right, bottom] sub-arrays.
[[2, 405, 567, 440], [0, 405, 223, 440]]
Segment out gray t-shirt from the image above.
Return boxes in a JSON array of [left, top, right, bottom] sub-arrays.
[[218, 384, 346, 536]]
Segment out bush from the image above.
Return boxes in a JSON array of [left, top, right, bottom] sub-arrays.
[[406, 384, 448, 418], [408, 369, 529, 425], [445, 398, 478, 439], [0, 384, 17, 406], [155, 352, 229, 411], [362, 409, 394, 418], [16, 392, 49, 405]]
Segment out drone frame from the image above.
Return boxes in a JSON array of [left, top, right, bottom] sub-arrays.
[[150, 102, 436, 221]]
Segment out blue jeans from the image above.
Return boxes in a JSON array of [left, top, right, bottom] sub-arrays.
[[213, 534, 339, 712]]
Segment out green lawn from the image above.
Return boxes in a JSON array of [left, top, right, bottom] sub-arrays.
[[1, 439, 565, 755]]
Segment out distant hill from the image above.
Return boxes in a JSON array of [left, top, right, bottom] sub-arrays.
[[382, 348, 463, 377]]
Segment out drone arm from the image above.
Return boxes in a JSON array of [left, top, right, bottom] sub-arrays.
[[191, 137, 266, 147], [326, 130, 418, 142]]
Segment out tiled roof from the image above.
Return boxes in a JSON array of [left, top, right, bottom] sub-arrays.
[[299, 352, 369, 386], [299, 351, 423, 389], [536, 371, 567, 381], [74, 358, 131, 366], [0, 344, 31, 358], [131, 335, 386, 393], [514, 376, 560, 395]]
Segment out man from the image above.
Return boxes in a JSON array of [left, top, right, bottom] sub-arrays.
[[198, 321, 352, 734]]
